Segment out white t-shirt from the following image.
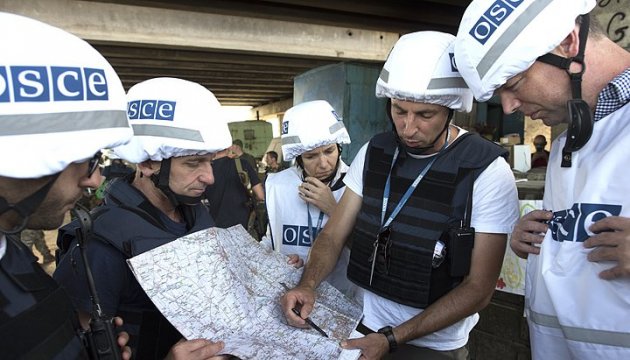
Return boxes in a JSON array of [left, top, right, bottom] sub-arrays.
[[344, 128, 519, 350], [0, 235, 6, 260]]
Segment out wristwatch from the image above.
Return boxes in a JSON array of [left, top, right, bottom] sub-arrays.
[[377, 326, 398, 353]]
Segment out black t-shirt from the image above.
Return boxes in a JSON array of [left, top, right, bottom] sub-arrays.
[[205, 157, 261, 228]]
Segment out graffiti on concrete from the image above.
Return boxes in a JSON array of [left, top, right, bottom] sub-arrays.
[[596, 0, 629, 49]]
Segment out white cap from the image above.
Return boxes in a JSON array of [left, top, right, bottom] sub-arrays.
[[0, 12, 132, 178], [376, 31, 473, 112], [454, 0, 595, 102], [113, 77, 232, 163], [281, 100, 351, 161]]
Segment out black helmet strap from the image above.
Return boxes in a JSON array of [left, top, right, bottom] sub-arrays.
[[537, 14, 592, 167]]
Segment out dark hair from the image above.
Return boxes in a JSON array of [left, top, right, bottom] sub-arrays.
[[295, 144, 342, 170], [578, 14, 605, 39], [232, 139, 244, 148], [266, 151, 278, 161]]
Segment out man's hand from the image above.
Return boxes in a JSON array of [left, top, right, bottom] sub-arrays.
[[298, 177, 336, 215], [585, 216, 630, 280], [112, 317, 131, 360], [165, 339, 226, 360], [510, 210, 552, 259], [286, 254, 304, 268], [341, 333, 389, 360], [280, 285, 316, 328]]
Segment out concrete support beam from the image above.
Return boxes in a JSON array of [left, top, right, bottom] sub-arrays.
[[0, 0, 399, 61], [251, 98, 293, 119]]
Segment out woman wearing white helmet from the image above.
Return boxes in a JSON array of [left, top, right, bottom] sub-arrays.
[[281, 31, 518, 359], [264, 100, 358, 297], [0, 12, 133, 359], [456, 1, 630, 358], [54, 77, 231, 359]]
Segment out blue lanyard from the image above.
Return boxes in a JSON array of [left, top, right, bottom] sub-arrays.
[[307, 203, 325, 244], [380, 134, 449, 230]]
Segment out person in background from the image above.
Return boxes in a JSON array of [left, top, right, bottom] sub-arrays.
[[54, 77, 231, 359], [264, 151, 283, 174], [264, 100, 358, 298], [230, 139, 257, 171], [455, 0, 630, 358], [530, 135, 550, 168], [205, 147, 265, 239], [281, 32, 519, 360], [0, 12, 132, 359], [102, 158, 135, 180], [20, 229, 55, 264]]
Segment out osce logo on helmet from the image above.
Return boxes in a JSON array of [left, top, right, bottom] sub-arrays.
[[449, 53, 458, 72], [0, 65, 108, 103], [469, 0, 525, 45], [127, 99, 176, 121]]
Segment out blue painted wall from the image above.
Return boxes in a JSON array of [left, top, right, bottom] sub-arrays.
[[293, 62, 389, 164]]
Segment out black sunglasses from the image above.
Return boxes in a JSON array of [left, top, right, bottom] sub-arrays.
[[87, 151, 102, 178]]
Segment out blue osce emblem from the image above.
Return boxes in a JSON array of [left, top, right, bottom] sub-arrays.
[[0, 65, 109, 103], [549, 203, 622, 243], [468, 0, 524, 45], [282, 224, 314, 247]]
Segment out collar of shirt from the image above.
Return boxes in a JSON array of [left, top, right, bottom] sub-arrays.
[[594, 67, 630, 122]]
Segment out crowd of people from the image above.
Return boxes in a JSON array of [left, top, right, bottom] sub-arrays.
[[1, 0, 629, 359]]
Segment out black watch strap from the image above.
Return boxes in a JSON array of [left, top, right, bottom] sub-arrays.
[[377, 326, 398, 353]]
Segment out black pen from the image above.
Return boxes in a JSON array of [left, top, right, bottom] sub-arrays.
[[279, 282, 329, 338], [291, 307, 329, 338]]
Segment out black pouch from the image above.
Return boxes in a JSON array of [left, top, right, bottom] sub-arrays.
[[446, 225, 475, 277]]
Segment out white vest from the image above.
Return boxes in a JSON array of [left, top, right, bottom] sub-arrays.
[[526, 102, 630, 359], [265, 163, 358, 299]]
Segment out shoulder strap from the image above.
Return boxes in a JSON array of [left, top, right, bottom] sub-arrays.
[[463, 174, 474, 228], [235, 158, 251, 190]]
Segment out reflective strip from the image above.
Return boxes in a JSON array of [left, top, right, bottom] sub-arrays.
[[477, 0, 554, 79], [427, 77, 469, 90], [0, 110, 128, 136], [379, 68, 390, 83], [282, 122, 345, 146], [281, 135, 301, 146], [329, 121, 346, 134], [131, 124, 203, 142], [528, 307, 630, 348]]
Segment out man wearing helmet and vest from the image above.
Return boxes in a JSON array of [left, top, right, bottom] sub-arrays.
[[54, 77, 231, 359], [281, 32, 519, 359], [0, 12, 133, 359], [455, 0, 630, 358], [264, 100, 358, 297]]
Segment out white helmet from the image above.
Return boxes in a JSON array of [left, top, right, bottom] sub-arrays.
[[454, 0, 595, 102], [281, 100, 351, 162], [113, 77, 232, 163], [0, 12, 132, 179], [376, 31, 473, 112]]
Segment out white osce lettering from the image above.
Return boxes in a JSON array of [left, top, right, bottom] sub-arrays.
[[18, 70, 45, 98], [584, 210, 613, 237], [284, 226, 297, 244], [489, 4, 509, 22], [57, 70, 80, 98], [0, 73, 7, 97], [87, 71, 107, 97], [473, 21, 493, 40], [157, 102, 174, 119], [141, 101, 155, 118]]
